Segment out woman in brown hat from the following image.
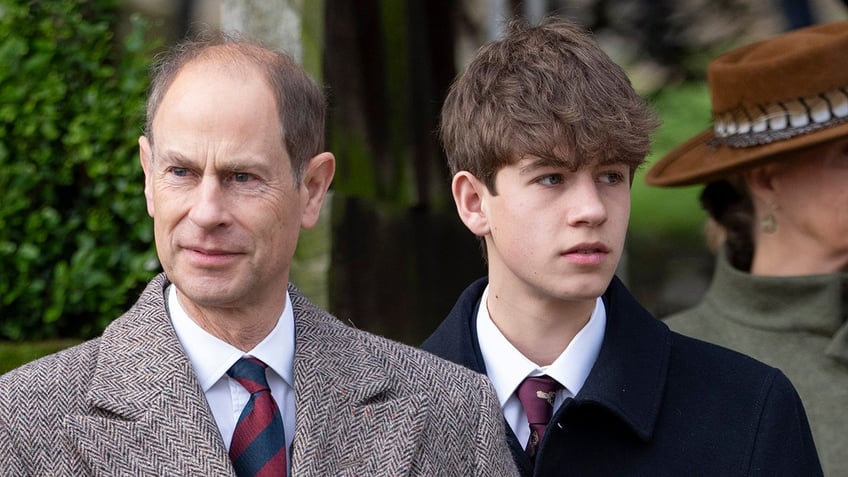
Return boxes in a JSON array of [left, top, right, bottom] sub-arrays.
[[646, 21, 848, 475]]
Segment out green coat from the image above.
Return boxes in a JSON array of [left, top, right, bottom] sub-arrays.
[[664, 254, 848, 476]]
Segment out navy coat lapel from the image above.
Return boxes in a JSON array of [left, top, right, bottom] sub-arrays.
[[574, 276, 668, 441], [422, 276, 671, 476]]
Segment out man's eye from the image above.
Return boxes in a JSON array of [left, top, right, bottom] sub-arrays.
[[233, 172, 252, 182], [171, 167, 189, 177]]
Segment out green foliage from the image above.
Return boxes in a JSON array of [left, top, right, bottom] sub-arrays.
[[0, 1, 160, 340], [301, 0, 326, 83], [630, 82, 712, 239], [0, 339, 81, 374]]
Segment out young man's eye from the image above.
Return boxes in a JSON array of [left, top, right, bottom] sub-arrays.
[[538, 174, 563, 186], [599, 171, 625, 184]]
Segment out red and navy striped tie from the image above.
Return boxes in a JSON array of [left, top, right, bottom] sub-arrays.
[[227, 357, 287, 476]]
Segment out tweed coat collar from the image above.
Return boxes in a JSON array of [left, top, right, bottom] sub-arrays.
[[706, 253, 848, 365], [74, 273, 427, 475], [69, 273, 234, 475], [287, 284, 428, 474], [424, 276, 669, 442], [64, 274, 426, 475]]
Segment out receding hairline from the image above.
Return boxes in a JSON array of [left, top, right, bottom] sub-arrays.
[[191, 42, 280, 68], [146, 43, 279, 132]]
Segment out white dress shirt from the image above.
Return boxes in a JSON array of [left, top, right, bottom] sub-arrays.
[[476, 285, 606, 448], [168, 284, 296, 465]]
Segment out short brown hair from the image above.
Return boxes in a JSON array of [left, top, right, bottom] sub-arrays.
[[440, 16, 659, 193], [144, 31, 325, 184]]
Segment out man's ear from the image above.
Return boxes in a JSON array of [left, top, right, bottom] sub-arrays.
[[452, 171, 491, 237], [139, 136, 155, 218], [300, 152, 336, 230]]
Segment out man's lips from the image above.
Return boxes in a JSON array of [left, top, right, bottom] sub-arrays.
[[188, 246, 236, 255], [182, 245, 242, 266]]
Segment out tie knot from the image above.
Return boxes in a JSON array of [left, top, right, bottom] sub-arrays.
[[227, 357, 270, 394], [516, 376, 562, 425]]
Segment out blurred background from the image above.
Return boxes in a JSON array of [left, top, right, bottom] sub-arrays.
[[1, 0, 846, 370]]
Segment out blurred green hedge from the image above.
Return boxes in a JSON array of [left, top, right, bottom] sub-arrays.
[[631, 82, 711, 239], [0, 1, 716, 343], [0, 0, 160, 340]]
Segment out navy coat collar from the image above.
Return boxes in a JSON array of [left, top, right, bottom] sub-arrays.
[[422, 276, 669, 442]]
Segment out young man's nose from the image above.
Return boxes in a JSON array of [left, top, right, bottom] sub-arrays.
[[567, 176, 607, 226]]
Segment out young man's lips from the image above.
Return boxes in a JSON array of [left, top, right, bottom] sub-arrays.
[[560, 243, 610, 266], [563, 243, 610, 254]]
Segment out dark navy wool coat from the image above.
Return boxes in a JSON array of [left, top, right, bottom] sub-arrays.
[[422, 277, 823, 477]]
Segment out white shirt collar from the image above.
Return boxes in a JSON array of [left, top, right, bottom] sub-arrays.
[[168, 284, 296, 391], [476, 284, 606, 407]]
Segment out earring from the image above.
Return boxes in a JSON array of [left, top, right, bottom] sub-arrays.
[[759, 203, 777, 234]]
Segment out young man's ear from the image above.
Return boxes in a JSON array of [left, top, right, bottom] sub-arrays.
[[300, 152, 336, 230], [451, 171, 491, 237]]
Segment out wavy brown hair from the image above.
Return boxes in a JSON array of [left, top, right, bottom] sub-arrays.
[[439, 16, 659, 193]]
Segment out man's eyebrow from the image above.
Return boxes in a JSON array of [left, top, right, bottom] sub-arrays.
[[219, 158, 271, 174], [155, 151, 270, 173], [154, 149, 190, 164]]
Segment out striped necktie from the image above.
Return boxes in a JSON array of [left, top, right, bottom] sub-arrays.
[[227, 357, 287, 477], [516, 375, 563, 458]]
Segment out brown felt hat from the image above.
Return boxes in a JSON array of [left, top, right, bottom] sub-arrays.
[[646, 21, 848, 187]]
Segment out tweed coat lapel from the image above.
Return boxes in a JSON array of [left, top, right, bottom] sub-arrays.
[[288, 286, 428, 476], [65, 274, 234, 476]]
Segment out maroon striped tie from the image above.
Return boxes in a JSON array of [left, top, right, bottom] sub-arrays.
[[516, 376, 563, 458], [227, 357, 287, 476]]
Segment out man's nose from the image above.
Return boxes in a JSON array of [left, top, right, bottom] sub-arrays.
[[188, 177, 230, 229]]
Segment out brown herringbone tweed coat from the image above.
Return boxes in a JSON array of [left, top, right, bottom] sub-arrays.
[[0, 274, 518, 476]]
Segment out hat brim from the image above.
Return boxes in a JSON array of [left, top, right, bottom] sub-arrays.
[[645, 122, 848, 187]]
